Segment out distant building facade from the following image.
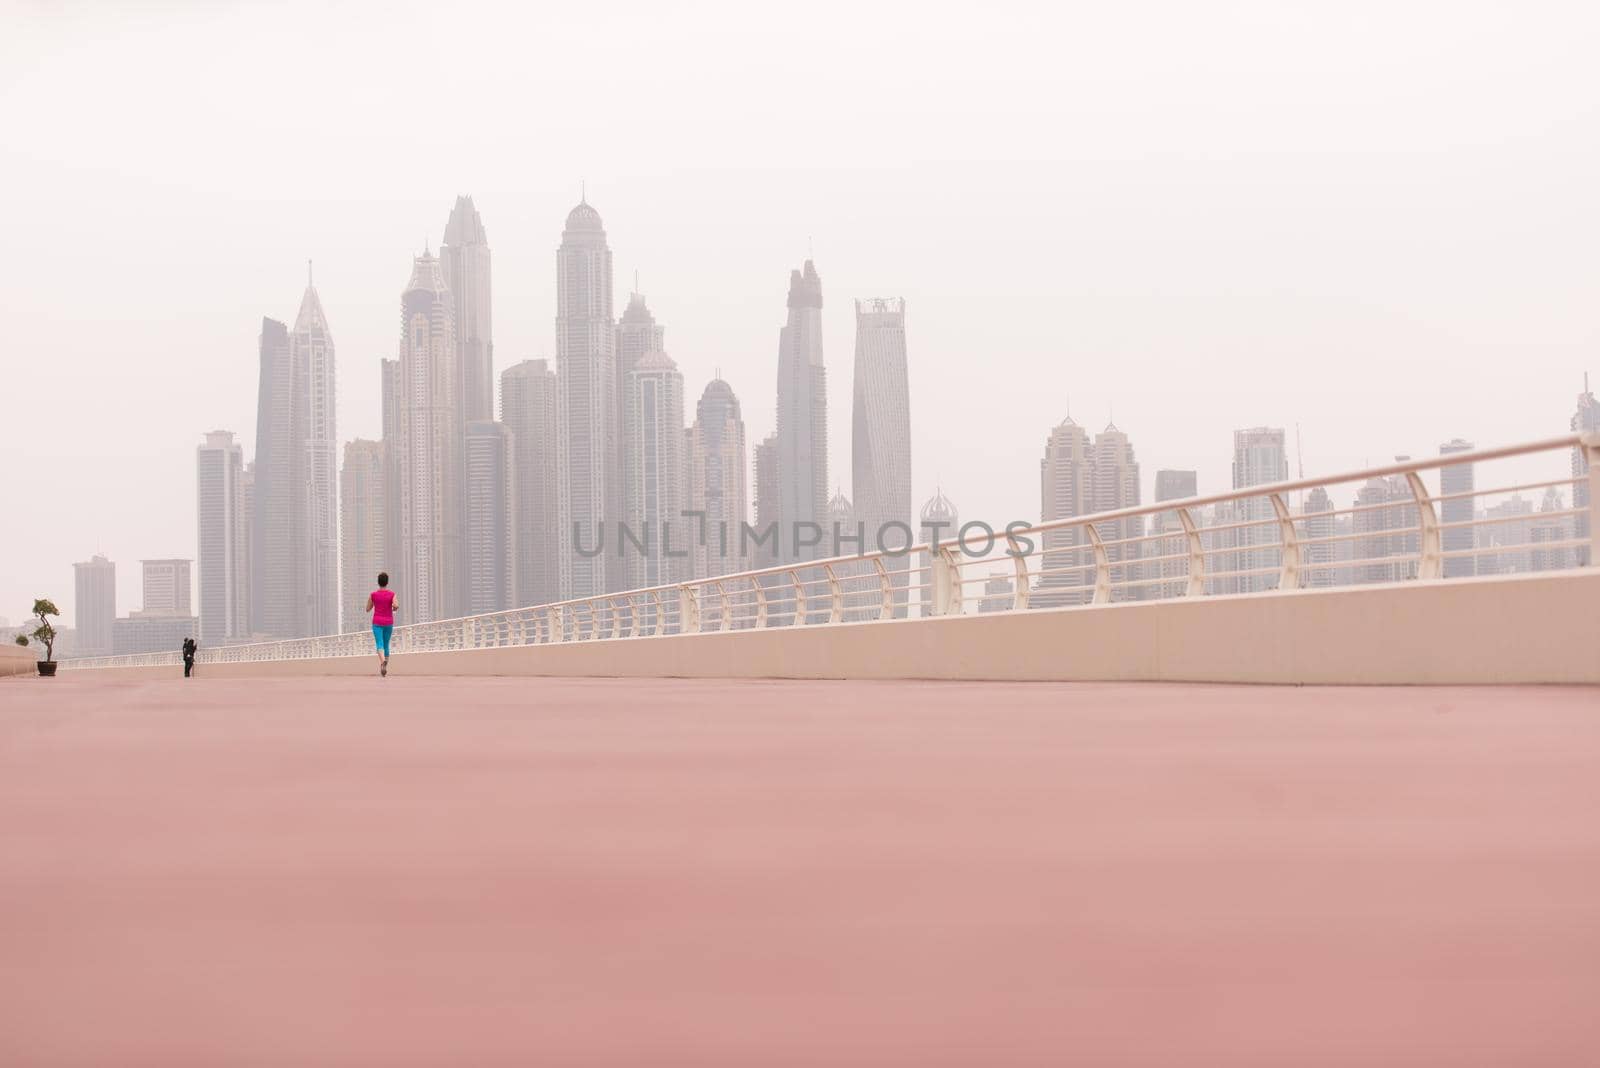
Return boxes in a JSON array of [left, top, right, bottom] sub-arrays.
[[686, 378, 748, 579], [623, 351, 686, 591], [139, 559, 192, 616], [853, 298, 911, 612], [72, 554, 116, 657], [340, 439, 386, 632], [1439, 439, 1476, 578], [501, 359, 560, 608], [196, 431, 249, 644], [775, 261, 827, 561], [465, 421, 516, 614], [440, 195, 494, 426]]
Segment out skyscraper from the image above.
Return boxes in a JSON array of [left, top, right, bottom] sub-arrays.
[[1231, 427, 1289, 593], [396, 249, 462, 623], [139, 559, 191, 616], [197, 430, 249, 644], [852, 298, 911, 613], [1035, 416, 1094, 607], [775, 260, 827, 562], [465, 421, 516, 614], [292, 278, 338, 637], [753, 432, 781, 568], [340, 439, 385, 632], [1301, 487, 1336, 588], [252, 316, 305, 639], [1573, 375, 1598, 566], [1440, 439, 1476, 578], [441, 196, 494, 426], [623, 350, 686, 591], [686, 378, 748, 579], [1091, 422, 1142, 600], [1150, 470, 1197, 599], [555, 200, 617, 598], [501, 359, 560, 609], [380, 357, 403, 593], [616, 290, 664, 536], [72, 554, 115, 656]]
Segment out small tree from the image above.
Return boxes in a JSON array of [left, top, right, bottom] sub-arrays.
[[16, 599, 60, 662]]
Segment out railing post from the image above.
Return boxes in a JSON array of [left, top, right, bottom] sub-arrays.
[[932, 546, 963, 616], [789, 570, 807, 625], [1084, 524, 1111, 605], [1177, 506, 1205, 597], [1405, 471, 1441, 580], [824, 564, 843, 623], [1006, 533, 1031, 611], [679, 584, 700, 633], [873, 557, 893, 619], [715, 581, 731, 631], [753, 578, 768, 628], [1270, 492, 1300, 591]]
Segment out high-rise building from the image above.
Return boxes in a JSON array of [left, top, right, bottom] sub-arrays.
[[686, 378, 748, 579], [252, 316, 305, 639], [1531, 486, 1574, 572], [1150, 470, 1197, 599], [918, 489, 959, 616], [623, 351, 686, 591], [396, 250, 463, 624], [72, 554, 115, 656], [1573, 375, 1598, 566], [775, 260, 827, 562], [616, 290, 665, 538], [380, 357, 403, 591], [1231, 427, 1289, 593], [979, 572, 1014, 613], [555, 201, 617, 598], [1035, 416, 1094, 607], [465, 421, 516, 614], [753, 432, 781, 568], [293, 279, 338, 637], [340, 439, 385, 632], [139, 559, 191, 616], [1301, 487, 1336, 588], [1091, 422, 1143, 600], [440, 196, 494, 427], [1350, 461, 1420, 585], [852, 298, 912, 614], [1477, 495, 1534, 575], [501, 359, 560, 608], [113, 613, 197, 656], [1439, 439, 1476, 578], [197, 431, 249, 644]]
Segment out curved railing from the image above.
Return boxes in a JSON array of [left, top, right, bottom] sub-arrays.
[[66, 433, 1599, 670]]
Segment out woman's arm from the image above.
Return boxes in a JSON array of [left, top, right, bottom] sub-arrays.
[[366, 593, 373, 614]]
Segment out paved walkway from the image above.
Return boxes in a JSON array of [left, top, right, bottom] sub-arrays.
[[2, 675, 1597, 1065]]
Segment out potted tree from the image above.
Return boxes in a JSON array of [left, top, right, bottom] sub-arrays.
[[14, 598, 60, 677]]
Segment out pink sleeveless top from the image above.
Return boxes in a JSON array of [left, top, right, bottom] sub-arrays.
[[370, 589, 395, 626]]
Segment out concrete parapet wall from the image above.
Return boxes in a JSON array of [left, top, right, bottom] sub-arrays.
[[0, 646, 39, 678], [80, 570, 1600, 685]]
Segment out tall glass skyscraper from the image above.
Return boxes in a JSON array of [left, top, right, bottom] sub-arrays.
[[502, 359, 560, 609], [292, 279, 337, 636], [396, 250, 461, 624], [776, 260, 827, 562], [441, 196, 493, 427], [555, 201, 616, 598], [852, 298, 911, 612]]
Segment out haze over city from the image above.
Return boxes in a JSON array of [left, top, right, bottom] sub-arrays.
[[3, 0, 1597, 627]]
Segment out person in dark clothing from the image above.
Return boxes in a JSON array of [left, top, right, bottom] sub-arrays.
[[182, 637, 197, 678]]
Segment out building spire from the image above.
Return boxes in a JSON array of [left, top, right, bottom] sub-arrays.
[[307, 259, 313, 287], [581, 178, 587, 205]]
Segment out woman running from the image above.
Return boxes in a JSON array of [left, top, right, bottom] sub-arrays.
[[366, 572, 397, 676]]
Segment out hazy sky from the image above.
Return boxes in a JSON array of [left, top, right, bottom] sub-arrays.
[[2, 0, 1596, 627]]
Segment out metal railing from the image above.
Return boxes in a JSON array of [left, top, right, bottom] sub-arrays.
[[66, 433, 1600, 670]]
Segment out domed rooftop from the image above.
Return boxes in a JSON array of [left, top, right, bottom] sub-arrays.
[[565, 201, 604, 232], [920, 488, 959, 525]]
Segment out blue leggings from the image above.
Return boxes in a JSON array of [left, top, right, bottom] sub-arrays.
[[372, 624, 393, 658]]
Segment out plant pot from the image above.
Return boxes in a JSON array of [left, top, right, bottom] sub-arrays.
[[36, 661, 57, 677]]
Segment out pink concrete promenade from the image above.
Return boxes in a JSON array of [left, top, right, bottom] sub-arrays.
[[2, 674, 1598, 1065]]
